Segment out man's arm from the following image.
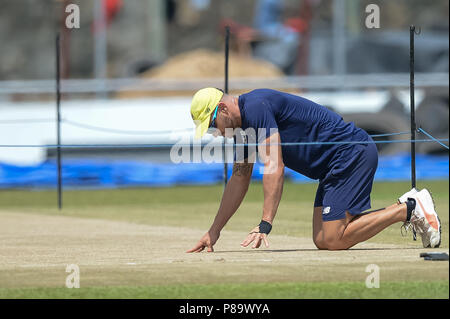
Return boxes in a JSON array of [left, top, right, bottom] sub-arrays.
[[186, 160, 254, 252], [261, 133, 284, 224], [209, 161, 254, 233], [241, 132, 284, 248]]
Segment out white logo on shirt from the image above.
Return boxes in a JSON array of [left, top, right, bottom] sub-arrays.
[[240, 131, 247, 144], [322, 207, 331, 215]]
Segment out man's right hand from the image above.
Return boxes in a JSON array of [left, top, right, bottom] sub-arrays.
[[186, 231, 220, 253]]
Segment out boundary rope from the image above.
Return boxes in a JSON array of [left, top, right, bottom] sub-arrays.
[[0, 119, 448, 151], [0, 138, 448, 149], [0, 117, 413, 138], [417, 127, 449, 150]]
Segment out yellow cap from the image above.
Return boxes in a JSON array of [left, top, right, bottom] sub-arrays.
[[190, 88, 224, 138]]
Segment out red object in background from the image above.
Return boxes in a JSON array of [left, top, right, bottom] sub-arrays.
[[104, 0, 123, 25], [220, 18, 257, 40], [285, 18, 308, 33], [92, 0, 123, 33]]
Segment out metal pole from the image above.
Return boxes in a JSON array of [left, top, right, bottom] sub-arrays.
[[410, 25, 417, 189], [94, 0, 107, 98], [56, 33, 62, 210], [332, 0, 346, 76], [223, 26, 230, 187], [147, 0, 167, 63]]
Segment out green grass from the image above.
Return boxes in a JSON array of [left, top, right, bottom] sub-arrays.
[[1, 180, 447, 208], [0, 281, 447, 299], [0, 180, 448, 299], [0, 180, 448, 245]]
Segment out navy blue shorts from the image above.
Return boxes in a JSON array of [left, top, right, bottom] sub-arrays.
[[314, 140, 378, 221]]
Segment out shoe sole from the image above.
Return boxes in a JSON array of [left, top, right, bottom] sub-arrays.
[[423, 188, 441, 248]]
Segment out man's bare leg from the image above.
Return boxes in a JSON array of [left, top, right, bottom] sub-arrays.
[[313, 203, 407, 250]]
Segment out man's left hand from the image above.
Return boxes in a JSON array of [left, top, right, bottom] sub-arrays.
[[240, 226, 270, 249]]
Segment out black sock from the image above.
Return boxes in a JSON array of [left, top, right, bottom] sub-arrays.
[[405, 198, 416, 222]]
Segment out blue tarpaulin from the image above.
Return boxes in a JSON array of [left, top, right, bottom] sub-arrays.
[[0, 153, 448, 189]]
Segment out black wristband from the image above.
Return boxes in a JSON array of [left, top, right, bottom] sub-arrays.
[[258, 220, 272, 234]]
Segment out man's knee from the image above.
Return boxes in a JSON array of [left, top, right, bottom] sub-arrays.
[[314, 233, 350, 250], [325, 240, 350, 250], [323, 234, 343, 250], [313, 236, 327, 250]]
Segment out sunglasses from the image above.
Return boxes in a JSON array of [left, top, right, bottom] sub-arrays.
[[209, 106, 219, 128]]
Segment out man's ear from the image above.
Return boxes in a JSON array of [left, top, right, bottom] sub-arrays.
[[218, 102, 228, 114]]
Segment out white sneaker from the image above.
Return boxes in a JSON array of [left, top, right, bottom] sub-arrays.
[[408, 189, 441, 248], [398, 188, 418, 204]]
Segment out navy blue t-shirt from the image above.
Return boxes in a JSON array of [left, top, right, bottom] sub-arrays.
[[236, 89, 370, 180]]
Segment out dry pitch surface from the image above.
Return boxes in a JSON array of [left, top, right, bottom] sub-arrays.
[[0, 211, 448, 290]]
